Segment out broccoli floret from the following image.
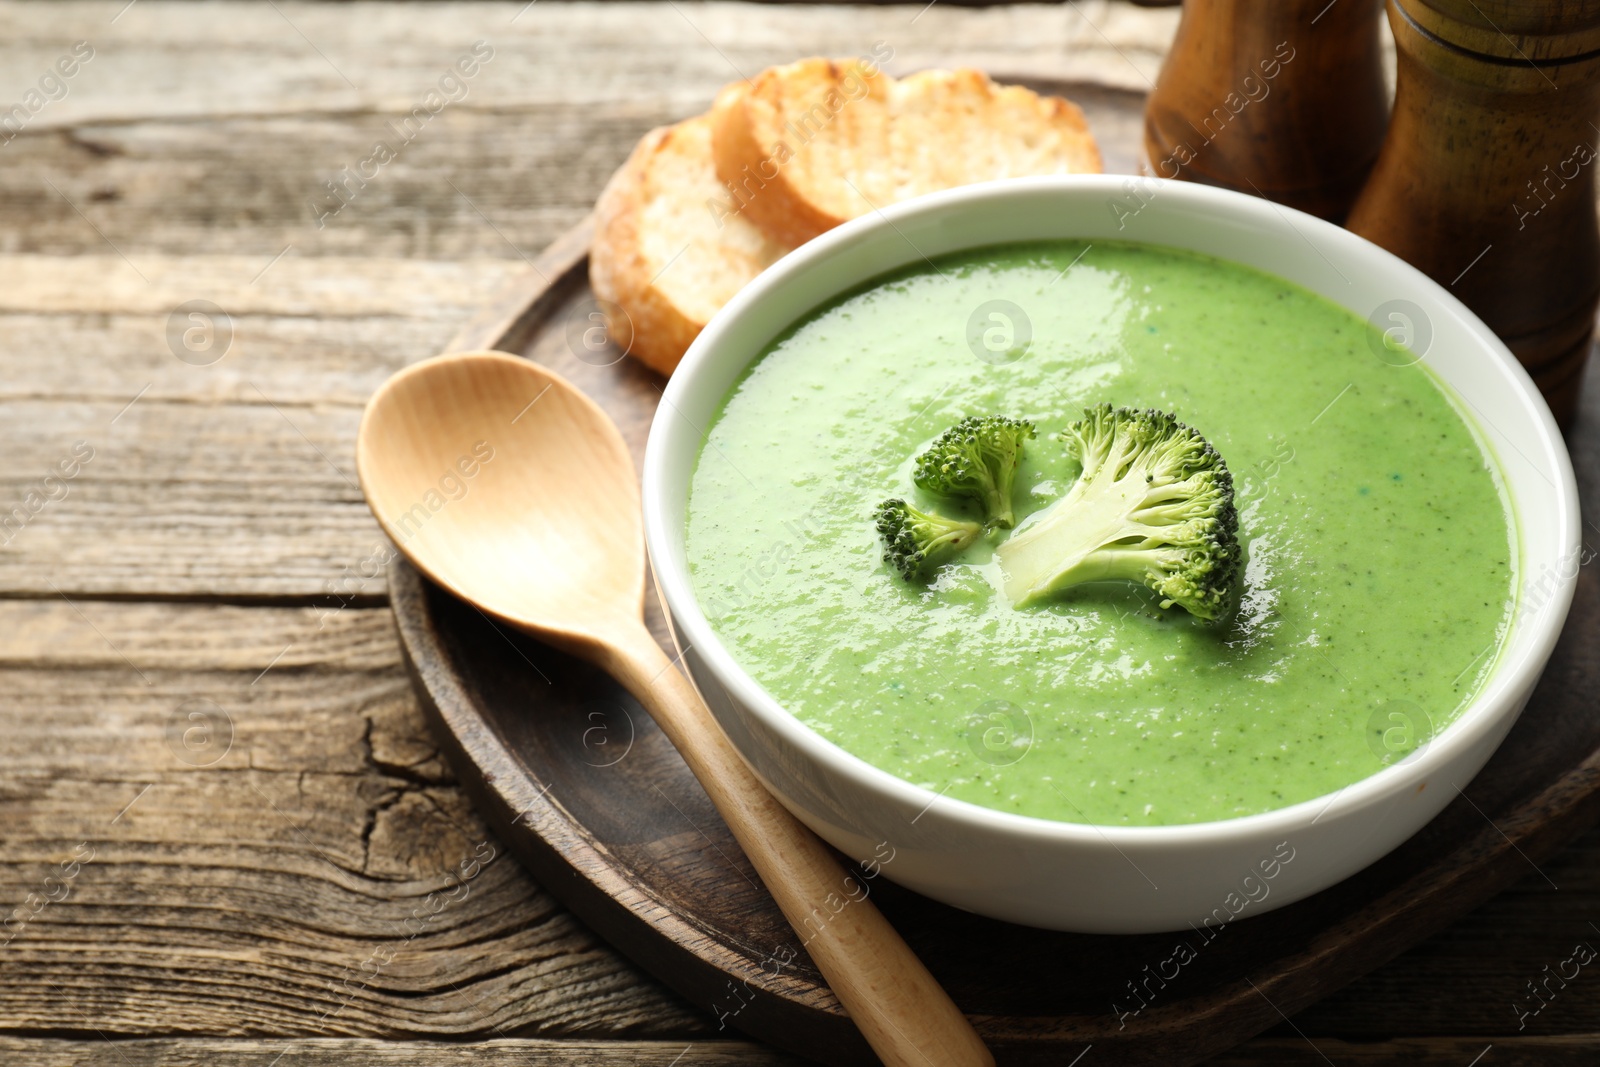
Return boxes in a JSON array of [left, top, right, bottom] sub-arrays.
[[994, 405, 1240, 619], [876, 498, 982, 582], [913, 415, 1036, 529]]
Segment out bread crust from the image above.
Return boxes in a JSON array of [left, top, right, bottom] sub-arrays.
[[712, 60, 1103, 247], [589, 114, 788, 376]]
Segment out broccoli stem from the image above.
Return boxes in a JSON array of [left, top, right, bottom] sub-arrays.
[[1000, 471, 1142, 605], [994, 405, 1240, 619]]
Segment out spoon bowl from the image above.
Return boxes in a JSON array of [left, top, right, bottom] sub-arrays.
[[357, 351, 644, 656]]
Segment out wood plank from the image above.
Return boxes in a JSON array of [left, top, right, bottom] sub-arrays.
[[4, 1034, 1600, 1066], [1292, 840, 1600, 1038], [0, 2, 1176, 261], [0, 309, 451, 408], [0, 1038, 802, 1066], [0, 395, 372, 599], [0, 602, 704, 1038], [1214, 1036, 1600, 1065], [0, 598, 394, 671], [17, 98, 1152, 262], [3, 2, 1175, 124], [0, 254, 521, 319], [0, 255, 530, 599], [0, 253, 522, 408]]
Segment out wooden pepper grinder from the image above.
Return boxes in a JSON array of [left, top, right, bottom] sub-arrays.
[[1346, 0, 1600, 427], [1143, 0, 1390, 220]]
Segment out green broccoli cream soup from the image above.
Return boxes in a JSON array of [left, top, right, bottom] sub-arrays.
[[683, 240, 1515, 826]]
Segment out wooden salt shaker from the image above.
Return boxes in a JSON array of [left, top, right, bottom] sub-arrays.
[[1143, 0, 1390, 221], [1346, 0, 1600, 428]]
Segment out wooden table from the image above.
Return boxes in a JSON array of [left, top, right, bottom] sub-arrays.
[[2, 2, 1596, 1063]]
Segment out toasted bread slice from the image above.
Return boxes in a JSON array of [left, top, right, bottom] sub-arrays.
[[712, 60, 1103, 247], [590, 113, 789, 376]]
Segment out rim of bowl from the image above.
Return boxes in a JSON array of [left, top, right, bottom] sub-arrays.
[[642, 174, 1581, 848]]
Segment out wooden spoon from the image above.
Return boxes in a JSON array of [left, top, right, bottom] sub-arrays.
[[356, 350, 993, 1067]]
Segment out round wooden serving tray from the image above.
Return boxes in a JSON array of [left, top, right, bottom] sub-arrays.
[[389, 82, 1600, 1065]]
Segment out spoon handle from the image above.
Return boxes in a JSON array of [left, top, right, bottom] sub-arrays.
[[606, 629, 994, 1067]]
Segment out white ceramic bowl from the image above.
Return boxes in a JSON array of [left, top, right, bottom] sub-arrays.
[[641, 176, 1581, 933]]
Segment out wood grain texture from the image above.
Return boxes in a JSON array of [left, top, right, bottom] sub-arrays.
[[1142, 0, 1389, 220], [8, 1035, 1600, 1066], [1346, 0, 1600, 426], [0, 1038, 804, 1067], [0, 2, 1176, 257], [0, 2, 1597, 1065], [0, 599, 706, 1039]]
